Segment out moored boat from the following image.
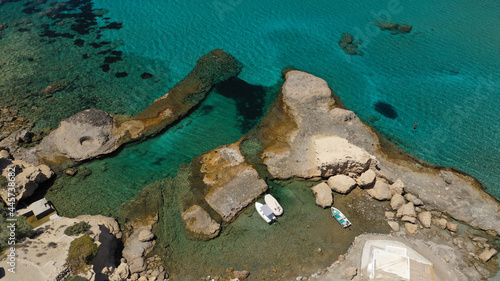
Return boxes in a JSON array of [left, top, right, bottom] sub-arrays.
[[331, 207, 351, 228], [264, 194, 283, 216], [255, 202, 277, 223]]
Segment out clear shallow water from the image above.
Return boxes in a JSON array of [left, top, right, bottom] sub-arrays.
[[156, 178, 390, 280], [92, 0, 500, 197], [46, 83, 278, 217]]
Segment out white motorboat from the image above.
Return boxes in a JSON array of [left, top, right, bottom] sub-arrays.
[[255, 202, 276, 223], [264, 194, 283, 216]]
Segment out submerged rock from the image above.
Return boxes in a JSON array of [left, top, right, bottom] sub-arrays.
[[374, 21, 413, 34], [182, 205, 220, 240], [338, 33, 363, 56], [202, 143, 268, 222]]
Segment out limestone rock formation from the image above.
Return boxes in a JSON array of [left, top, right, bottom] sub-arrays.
[[182, 205, 220, 240], [35, 49, 243, 171], [389, 179, 404, 195], [0, 215, 121, 281], [202, 143, 268, 222], [327, 174, 357, 194], [260, 71, 379, 180], [387, 221, 400, 232], [479, 248, 498, 262], [37, 108, 117, 162], [366, 180, 392, 201], [433, 218, 448, 230], [122, 215, 157, 274], [405, 223, 418, 234], [0, 151, 54, 204], [314, 136, 377, 177], [311, 182, 333, 208]]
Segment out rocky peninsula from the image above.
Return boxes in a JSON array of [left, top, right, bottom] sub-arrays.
[[0, 54, 499, 280]]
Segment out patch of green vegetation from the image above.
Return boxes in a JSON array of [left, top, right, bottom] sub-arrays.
[[64, 222, 91, 236], [0, 175, 7, 189], [63, 275, 89, 281], [66, 235, 98, 274], [0, 201, 33, 249]]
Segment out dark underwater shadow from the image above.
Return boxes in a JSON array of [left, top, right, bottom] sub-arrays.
[[215, 77, 267, 133]]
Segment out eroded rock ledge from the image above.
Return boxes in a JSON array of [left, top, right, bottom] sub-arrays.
[[181, 70, 500, 238], [33, 49, 242, 171]]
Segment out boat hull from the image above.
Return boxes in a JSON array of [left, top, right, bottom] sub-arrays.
[[264, 194, 283, 216], [331, 207, 351, 228]]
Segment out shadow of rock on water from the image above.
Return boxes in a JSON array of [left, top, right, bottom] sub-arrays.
[[215, 78, 267, 133], [374, 101, 398, 119]]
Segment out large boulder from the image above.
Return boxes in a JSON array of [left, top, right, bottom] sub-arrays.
[[202, 143, 268, 222], [396, 202, 416, 218], [327, 174, 357, 194], [356, 169, 376, 187], [390, 193, 405, 210], [311, 182, 333, 208], [182, 205, 221, 240], [479, 248, 498, 262], [366, 180, 392, 201], [418, 211, 432, 228]]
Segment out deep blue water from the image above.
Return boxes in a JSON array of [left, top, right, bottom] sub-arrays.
[[91, 0, 500, 198]]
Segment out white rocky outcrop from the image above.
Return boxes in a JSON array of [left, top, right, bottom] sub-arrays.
[[122, 215, 157, 274], [314, 136, 377, 177], [0, 215, 121, 281], [311, 182, 333, 208], [37, 108, 118, 162], [0, 150, 54, 204], [327, 174, 357, 194]]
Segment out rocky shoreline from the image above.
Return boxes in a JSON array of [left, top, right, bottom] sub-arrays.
[[0, 54, 499, 280]]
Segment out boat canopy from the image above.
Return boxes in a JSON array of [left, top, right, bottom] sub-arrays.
[[261, 205, 275, 219]]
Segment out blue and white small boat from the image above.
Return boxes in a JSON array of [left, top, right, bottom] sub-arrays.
[[331, 207, 351, 228]]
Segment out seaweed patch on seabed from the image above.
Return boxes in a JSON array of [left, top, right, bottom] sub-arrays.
[[0, 0, 172, 131]]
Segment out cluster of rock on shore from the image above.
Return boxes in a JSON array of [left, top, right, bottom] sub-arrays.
[[0, 49, 499, 280]]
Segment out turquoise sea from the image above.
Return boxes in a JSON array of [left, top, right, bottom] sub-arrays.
[[1, 0, 499, 279], [90, 0, 500, 196]]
